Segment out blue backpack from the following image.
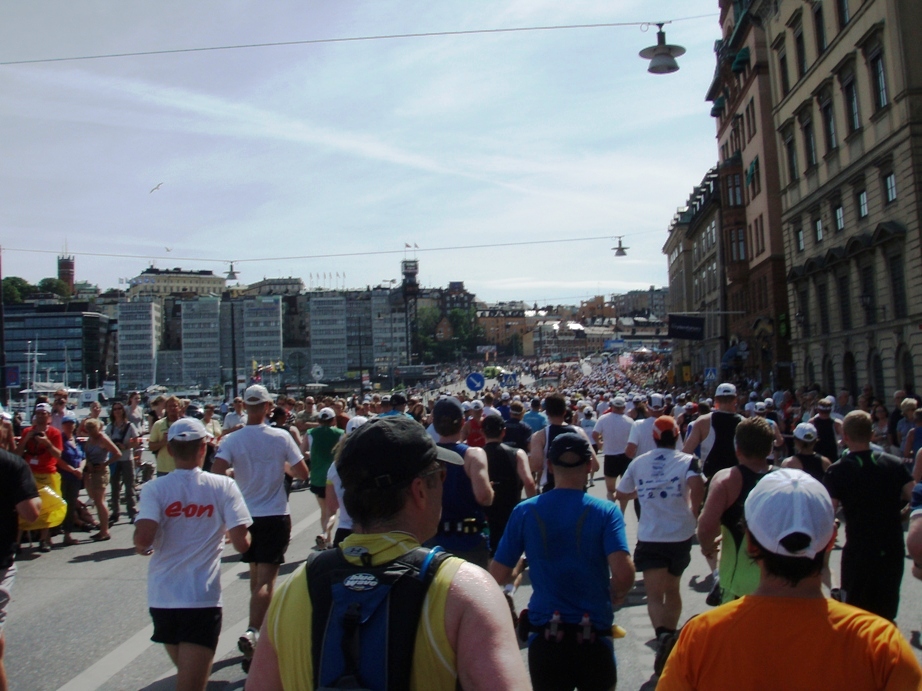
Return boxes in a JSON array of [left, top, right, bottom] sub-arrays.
[[306, 545, 451, 690]]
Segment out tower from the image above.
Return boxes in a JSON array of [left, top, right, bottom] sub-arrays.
[[57, 253, 75, 295], [401, 259, 419, 365]]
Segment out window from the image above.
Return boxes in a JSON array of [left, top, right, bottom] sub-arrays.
[[837, 0, 850, 29], [838, 273, 852, 330], [779, 50, 791, 96], [889, 254, 908, 319], [883, 172, 897, 204], [820, 97, 838, 152], [843, 76, 861, 134], [814, 217, 824, 243], [870, 52, 888, 110], [796, 226, 805, 252], [802, 116, 818, 169], [746, 98, 757, 140], [814, 4, 827, 54], [784, 131, 799, 183], [727, 174, 743, 206], [834, 202, 845, 231], [857, 189, 868, 218], [799, 288, 811, 337], [817, 282, 831, 333], [861, 264, 877, 326], [795, 28, 808, 78]]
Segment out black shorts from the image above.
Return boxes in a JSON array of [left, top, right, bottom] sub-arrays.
[[633, 538, 693, 577], [528, 632, 615, 691], [150, 607, 222, 651], [241, 515, 291, 565], [309, 485, 326, 499], [604, 454, 631, 479], [841, 548, 904, 621]]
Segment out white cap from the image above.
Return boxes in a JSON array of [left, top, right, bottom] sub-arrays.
[[502, 392, 510, 400], [461, 401, 473, 411], [745, 468, 834, 559], [715, 383, 737, 397], [244, 385, 273, 405], [649, 393, 665, 409], [793, 422, 818, 443], [318, 407, 336, 421], [167, 417, 213, 442], [471, 400, 484, 410], [583, 406, 593, 415], [754, 402, 766, 413], [612, 396, 626, 408], [345, 415, 368, 434]]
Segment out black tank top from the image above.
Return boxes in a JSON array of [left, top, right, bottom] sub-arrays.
[[721, 465, 774, 549], [813, 417, 838, 462], [795, 453, 826, 482], [483, 442, 522, 522], [703, 411, 742, 479]]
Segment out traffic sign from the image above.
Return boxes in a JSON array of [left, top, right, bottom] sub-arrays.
[[466, 372, 485, 391], [704, 367, 717, 382]]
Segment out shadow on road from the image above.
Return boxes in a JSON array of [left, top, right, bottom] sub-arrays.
[[234, 560, 304, 579], [68, 547, 137, 562], [688, 572, 714, 593]]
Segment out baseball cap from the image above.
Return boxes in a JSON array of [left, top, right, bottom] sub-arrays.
[[433, 397, 464, 422], [461, 401, 473, 411], [548, 433, 594, 467], [471, 400, 484, 410], [390, 393, 407, 406], [318, 407, 336, 421], [381, 395, 391, 403], [684, 401, 695, 412], [1, 412, 12, 422], [816, 397, 833, 411], [583, 406, 594, 415], [745, 468, 834, 559], [612, 396, 626, 408], [34, 403, 52, 414], [649, 393, 665, 409], [501, 392, 510, 400], [652, 416, 680, 441], [715, 383, 737, 397], [337, 416, 463, 490], [244, 385, 273, 405], [482, 414, 505, 437], [749, 391, 758, 400], [793, 422, 818, 443], [754, 402, 766, 413], [764, 398, 775, 407], [345, 415, 369, 435], [167, 417, 213, 442]]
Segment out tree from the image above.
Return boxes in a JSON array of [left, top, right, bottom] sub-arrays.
[[37, 277, 71, 298], [2, 276, 34, 305]]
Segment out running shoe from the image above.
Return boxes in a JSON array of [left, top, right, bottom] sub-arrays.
[[654, 631, 678, 676], [238, 628, 258, 661]]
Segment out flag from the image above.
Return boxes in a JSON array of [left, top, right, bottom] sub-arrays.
[[414, 243, 418, 249], [336, 272, 340, 278], [405, 243, 411, 248]]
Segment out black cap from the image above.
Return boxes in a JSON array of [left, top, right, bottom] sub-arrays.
[[390, 392, 407, 406], [482, 414, 506, 438], [432, 397, 464, 422], [548, 433, 593, 468], [338, 416, 462, 491]]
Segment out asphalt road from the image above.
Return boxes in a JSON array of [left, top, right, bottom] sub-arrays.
[[8, 460, 922, 690]]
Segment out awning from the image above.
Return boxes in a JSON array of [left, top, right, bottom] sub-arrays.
[[744, 156, 758, 186], [731, 46, 751, 74], [710, 96, 726, 118]]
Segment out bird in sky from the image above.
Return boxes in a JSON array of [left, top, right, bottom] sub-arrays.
[[165, 247, 172, 252], [150, 182, 163, 193]]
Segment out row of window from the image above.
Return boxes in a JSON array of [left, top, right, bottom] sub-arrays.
[[794, 170, 897, 252], [796, 251, 907, 339]]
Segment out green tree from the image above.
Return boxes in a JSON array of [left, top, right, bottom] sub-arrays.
[[37, 277, 71, 298], [2, 276, 34, 305]]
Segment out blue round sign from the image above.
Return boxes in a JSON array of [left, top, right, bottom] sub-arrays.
[[466, 373, 485, 391]]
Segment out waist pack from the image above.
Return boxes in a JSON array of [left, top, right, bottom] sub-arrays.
[[307, 545, 451, 691]]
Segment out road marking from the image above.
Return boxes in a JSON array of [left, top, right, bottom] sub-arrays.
[[57, 507, 321, 691]]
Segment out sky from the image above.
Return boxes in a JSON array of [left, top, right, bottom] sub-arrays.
[[0, 1, 722, 306]]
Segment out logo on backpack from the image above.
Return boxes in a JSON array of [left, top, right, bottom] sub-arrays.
[[343, 573, 379, 591]]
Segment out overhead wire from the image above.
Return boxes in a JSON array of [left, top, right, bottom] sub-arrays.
[[0, 14, 717, 66]]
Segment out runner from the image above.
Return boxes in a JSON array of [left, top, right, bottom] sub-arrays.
[[592, 396, 634, 510], [683, 382, 742, 480], [529, 394, 595, 493]]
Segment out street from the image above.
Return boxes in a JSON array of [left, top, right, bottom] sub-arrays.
[[7, 469, 922, 690]]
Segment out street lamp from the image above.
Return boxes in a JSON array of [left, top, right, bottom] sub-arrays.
[[639, 23, 686, 75]]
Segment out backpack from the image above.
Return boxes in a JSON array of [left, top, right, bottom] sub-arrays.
[[306, 545, 451, 690]]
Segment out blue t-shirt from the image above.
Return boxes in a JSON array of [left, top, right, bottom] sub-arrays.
[[493, 488, 629, 629], [910, 482, 922, 517], [523, 411, 548, 435]]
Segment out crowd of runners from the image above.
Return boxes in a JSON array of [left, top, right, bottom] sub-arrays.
[[3, 356, 922, 689]]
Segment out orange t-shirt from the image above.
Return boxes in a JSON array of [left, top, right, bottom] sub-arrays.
[[658, 596, 922, 690]]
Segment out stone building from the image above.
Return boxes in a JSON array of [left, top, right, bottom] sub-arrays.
[[752, 0, 922, 396]]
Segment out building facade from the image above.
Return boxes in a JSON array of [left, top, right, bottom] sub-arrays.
[[708, 0, 792, 388], [117, 300, 161, 391], [753, 0, 922, 396], [127, 267, 225, 298], [181, 297, 221, 388]]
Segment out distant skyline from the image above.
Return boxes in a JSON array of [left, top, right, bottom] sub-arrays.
[[1, 1, 722, 305]]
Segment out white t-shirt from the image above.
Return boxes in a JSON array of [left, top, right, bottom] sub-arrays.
[[215, 424, 303, 517], [223, 411, 248, 430], [596, 401, 610, 416], [628, 417, 659, 458], [325, 462, 353, 531], [592, 412, 634, 455], [617, 448, 701, 543], [138, 468, 252, 608]]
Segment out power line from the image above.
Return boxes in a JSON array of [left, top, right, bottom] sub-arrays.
[[3, 233, 635, 264], [0, 14, 717, 66]]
